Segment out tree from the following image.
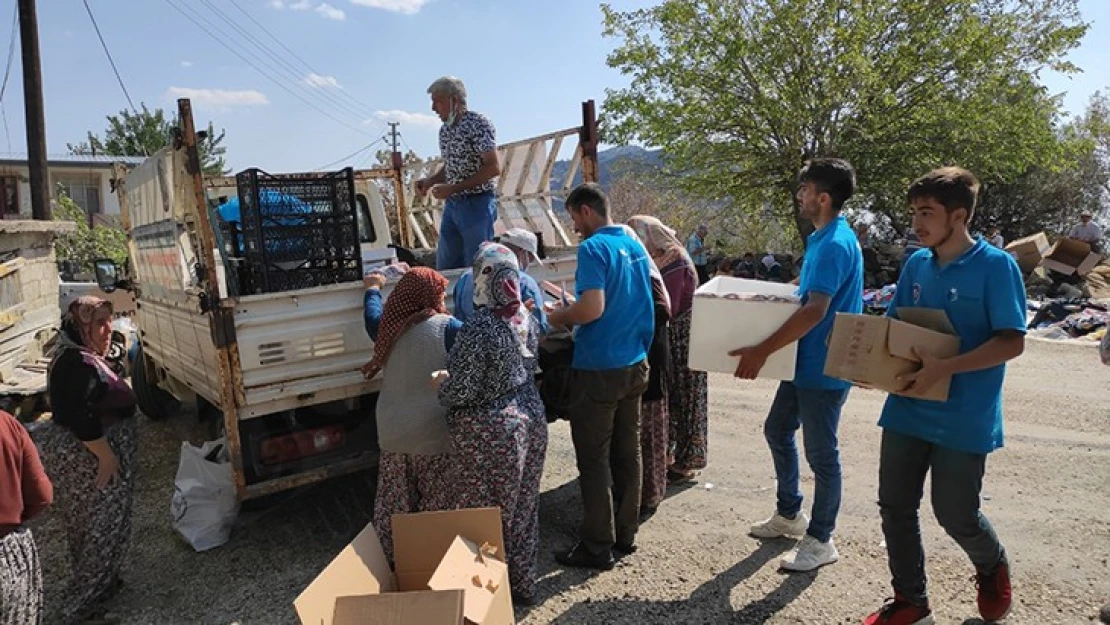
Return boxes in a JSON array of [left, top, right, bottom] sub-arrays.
[[978, 90, 1110, 240], [69, 104, 229, 176], [53, 194, 128, 273], [602, 0, 1088, 246]]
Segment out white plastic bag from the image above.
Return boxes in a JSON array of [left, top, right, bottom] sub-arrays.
[[171, 438, 239, 552]]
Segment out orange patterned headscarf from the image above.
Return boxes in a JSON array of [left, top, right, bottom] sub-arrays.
[[361, 267, 448, 380]]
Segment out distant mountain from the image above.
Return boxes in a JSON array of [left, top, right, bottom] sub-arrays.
[[550, 145, 664, 193]]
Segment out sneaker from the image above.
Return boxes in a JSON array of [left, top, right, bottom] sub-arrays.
[[750, 511, 809, 539], [976, 560, 1012, 622], [780, 535, 839, 572], [863, 595, 935, 625]]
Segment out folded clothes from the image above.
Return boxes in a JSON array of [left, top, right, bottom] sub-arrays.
[[694, 292, 800, 304]]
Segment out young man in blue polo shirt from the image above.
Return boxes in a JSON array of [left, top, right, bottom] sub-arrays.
[[730, 158, 863, 573], [548, 183, 654, 571], [865, 168, 1025, 625]]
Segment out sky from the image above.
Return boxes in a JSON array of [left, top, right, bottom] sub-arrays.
[[0, 0, 1107, 173]]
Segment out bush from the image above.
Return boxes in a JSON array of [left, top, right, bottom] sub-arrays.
[[53, 194, 128, 274]]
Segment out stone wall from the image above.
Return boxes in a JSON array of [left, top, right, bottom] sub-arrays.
[[0, 220, 77, 380]]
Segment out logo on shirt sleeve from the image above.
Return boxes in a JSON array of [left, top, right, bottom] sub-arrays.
[[912, 283, 921, 304]]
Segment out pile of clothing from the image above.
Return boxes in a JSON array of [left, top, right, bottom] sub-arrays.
[[1026, 299, 1109, 341], [863, 284, 898, 314]]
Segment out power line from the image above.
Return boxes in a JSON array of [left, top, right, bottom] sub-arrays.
[[197, 0, 377, 126], [0, 3, 15, 104], [0, 3, 15, 152], [314, 137, 385, 171], [164, 0, 371, 137], [225, 0, 383, 126], [82, 0, 138, 113]]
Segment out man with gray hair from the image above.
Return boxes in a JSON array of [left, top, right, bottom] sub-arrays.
[[416, 76, 502, 270]]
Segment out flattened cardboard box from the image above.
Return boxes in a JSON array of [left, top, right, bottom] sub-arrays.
[[294, 507, 513, 625], [1004, 232, 1050, 275], [689, 276, 801, 380], [1041, 237, 1101, 277], [824, 308, 961, 402]]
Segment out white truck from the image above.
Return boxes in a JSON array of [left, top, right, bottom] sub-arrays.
[[95, 98, 598, 500]]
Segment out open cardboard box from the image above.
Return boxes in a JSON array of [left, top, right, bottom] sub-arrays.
[[688, 277, 801, 380], [1004, 232, 1051, 275], [294, 508, 514, 625], [1041, 237, 1101, 277], [824, 308, 961, 402]]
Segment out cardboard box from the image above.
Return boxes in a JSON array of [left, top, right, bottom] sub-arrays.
[[688, 277, 801, 380], [294, 508, 513, 625], [1041, 237, 1101, 277], [824, 308, 961, 402], [1004, 232, 1051, 274]]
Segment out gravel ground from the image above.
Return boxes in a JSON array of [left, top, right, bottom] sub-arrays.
[[29, 339, 1110, 624]]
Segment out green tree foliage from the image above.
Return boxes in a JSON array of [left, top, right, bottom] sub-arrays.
[[979, 91, 1110, 241], [53, 194, 128, 273], [601, 0, 1088, 245], [68, 104, 229, 177]]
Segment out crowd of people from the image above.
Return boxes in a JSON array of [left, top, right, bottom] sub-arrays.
[[2, 71, 1099, 625]]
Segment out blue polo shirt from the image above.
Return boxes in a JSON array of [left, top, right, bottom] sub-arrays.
[[572, 226, 654, 371], [880, 238, 1027, 454], [795, 216, 864, 389], [453, 269, 548, 335]]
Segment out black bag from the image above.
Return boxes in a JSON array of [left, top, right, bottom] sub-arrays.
[[538, 337, 575, 423]]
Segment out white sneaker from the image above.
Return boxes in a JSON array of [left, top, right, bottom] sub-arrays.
[[749, 511, 809, 539], [780, 535, 839, 572]]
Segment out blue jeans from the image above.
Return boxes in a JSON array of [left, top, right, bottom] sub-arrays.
[[879, 429, 1005, 605], [764, 381, 849, 542], [436, 192, 498, 270]]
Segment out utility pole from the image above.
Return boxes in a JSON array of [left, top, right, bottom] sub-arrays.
[[387, 122, 400, 154], [18, 0, 49, 220]]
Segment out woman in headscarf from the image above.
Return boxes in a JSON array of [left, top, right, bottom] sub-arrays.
[[361, 267, 463, 563], [435, 243, 547, 605], [0, 409, 53, 625], [627, 216, 708, 484], [38, 297, 137, 625]]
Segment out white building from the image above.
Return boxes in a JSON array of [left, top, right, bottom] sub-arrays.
[[0, 154, 146, 223]]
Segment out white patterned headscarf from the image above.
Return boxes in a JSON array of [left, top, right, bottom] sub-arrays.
[[472, 242, 531, 356]]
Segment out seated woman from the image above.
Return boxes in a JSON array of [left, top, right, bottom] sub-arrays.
[[361, 267, 463, 563], [435, 243, 547, 605], [39, 296, 138, 625]]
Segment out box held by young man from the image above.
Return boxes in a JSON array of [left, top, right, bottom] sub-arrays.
[[824, 308, 961, 402], [689, 276, 801, 380], [294, 507, 513, 625], [1041, 237, 1101, 277], [1004, 232, 1051, 274]]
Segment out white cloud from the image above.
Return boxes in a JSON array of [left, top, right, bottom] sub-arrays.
[[315, 3, 346, 20], [166, 87, 269, 108], [181, 61, 193, 68], [268, 0, 284, 7], [349, 0, 431, 15], [367, 110, 440, 128], [289, 0, 312, 9], [304, 73, 342, 89]]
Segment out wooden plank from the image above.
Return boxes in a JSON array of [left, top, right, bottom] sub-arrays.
[[539, 135, 565, 190], [562, 147, 583, 193]]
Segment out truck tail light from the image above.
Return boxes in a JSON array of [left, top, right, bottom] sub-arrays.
[[258, 426, 345, 466]]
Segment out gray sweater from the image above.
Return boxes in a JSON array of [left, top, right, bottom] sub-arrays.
[[375, 315, 453, 455]]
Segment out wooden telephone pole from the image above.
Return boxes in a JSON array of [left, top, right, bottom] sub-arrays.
[[18, 0, 49, 220]]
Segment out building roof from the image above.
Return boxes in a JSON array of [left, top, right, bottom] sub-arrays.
[[0, 153, 147, 168]]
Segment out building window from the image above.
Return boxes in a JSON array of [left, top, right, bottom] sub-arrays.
[[0, 177, 18, 218], [55, 174, 102, 216]]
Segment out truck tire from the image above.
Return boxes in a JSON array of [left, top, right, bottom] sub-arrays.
[[132, 346, 181, 421]]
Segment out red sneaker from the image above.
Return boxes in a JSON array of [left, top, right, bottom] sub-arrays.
[[976, 560, 1013, 622], [863, 595, 935, 625]]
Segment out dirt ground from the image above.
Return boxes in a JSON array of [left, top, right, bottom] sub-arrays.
[[29, 339, 1110, 624]]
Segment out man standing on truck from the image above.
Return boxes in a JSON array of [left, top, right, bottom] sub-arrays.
[[416, 76, 502, 270]]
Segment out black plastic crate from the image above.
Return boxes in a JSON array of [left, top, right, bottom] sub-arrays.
[[235, 168, 362, 294]]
